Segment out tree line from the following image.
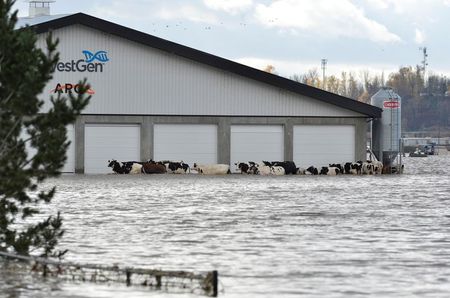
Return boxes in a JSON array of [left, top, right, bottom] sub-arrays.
[[285, 66, 450, 134]]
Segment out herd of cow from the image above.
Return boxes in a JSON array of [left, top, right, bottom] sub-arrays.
[[107, 159, 384, 175]]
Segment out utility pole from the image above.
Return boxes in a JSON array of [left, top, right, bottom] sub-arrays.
[[419, 47, 428, 86], [321, 58, 327, 90]]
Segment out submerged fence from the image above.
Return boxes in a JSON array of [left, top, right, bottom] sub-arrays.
[[0, 251, 218, 297]]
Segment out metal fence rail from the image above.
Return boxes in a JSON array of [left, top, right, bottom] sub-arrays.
[[0, 251, 218, 297]]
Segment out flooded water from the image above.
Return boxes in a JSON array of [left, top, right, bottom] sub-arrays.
[[1, 155, 450, 297]]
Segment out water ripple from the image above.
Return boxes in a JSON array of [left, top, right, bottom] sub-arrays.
[[2, 155, 450, 297]]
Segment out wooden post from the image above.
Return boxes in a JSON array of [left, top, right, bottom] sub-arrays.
[[212, 270, 218, 297], [126, 271, 131, 286], [156, 275, 162, 288]]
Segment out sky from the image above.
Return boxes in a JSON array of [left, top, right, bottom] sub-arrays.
[[12, 0, 450, 81]]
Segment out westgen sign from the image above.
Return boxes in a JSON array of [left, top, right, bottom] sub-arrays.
[[55, 50, 109, 73]]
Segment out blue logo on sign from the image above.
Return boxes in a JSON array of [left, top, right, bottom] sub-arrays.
[[82, 50, 109, 63]]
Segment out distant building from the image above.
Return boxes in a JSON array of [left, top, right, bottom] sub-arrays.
[[402, 137, 450, 147]]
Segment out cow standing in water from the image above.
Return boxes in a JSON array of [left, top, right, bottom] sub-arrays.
[[108, 160, 143, 174], [193, 163, 230, 175], [320, 166, 340, 175], [161, 161, 190, 174], [141, 160, 167, 174], [306, 166, 319, 175], [108, 159, 131, 174], [262, 161, 297, 175]]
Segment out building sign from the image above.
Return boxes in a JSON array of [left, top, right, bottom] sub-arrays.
[[383, 101, 400, 108], [55, 50, 109, 73], [82, 50, 109, 63], [51, 83, 95, 95]]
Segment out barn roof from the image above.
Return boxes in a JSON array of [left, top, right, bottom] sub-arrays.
[[23, 13, 382, 118]]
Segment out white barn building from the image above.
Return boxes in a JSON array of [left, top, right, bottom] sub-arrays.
[[19, 12, 382, 174]]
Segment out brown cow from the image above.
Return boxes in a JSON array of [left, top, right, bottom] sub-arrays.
[[141, 161, 167, 174]]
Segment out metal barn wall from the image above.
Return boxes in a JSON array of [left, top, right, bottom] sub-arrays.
[[36, 25, 363, 118], [74, 115, 368, 173]]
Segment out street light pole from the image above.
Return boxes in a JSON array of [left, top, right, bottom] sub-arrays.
[[321, 58, 327, 90]]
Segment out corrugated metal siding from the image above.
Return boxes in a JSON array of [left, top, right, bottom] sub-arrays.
[[37, 25, 362, 117]]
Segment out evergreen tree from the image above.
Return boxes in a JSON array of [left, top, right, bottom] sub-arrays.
[[0, 0, 90, 257]]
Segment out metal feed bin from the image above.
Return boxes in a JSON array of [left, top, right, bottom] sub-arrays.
[[371, 87, 401, 172]]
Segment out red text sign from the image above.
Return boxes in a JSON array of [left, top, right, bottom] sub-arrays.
[[383, 101, 400, 108]]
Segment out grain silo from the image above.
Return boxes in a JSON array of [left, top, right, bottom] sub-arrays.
[[371, 87, 402, 172]]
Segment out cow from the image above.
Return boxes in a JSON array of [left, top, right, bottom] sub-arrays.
[[129, 163, 143, 174], [373, 161, 383, 175], [235, 162, 251, 174], [296, 167, 306, 175], [329, 163, 344, 174], [235, 162, 261, 174], [108, 159, 128, 174], [263, 161, 297, 175], [344, 162, 363, 175], [193, 163, 230, 175], [141, 161, 167, 174], [361, 161, 375, 175], [161, 161, 190, 174], [247, 162, 259, 174], [270, 166, 285, 175], [108, 159, 143, 174], [255, 165, 271, 175], [320, 166, 340, 175], [306, 166, 319, 175]]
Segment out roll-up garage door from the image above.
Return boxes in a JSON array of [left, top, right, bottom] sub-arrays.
[[21, 124, 75, 173], [293, 125, 355, 168], [85, 124, 140, 174], [230, 125, 284, 172], [154, 124, 217, 166]]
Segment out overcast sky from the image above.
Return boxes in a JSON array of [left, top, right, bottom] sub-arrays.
[[13, 0, 450, 80]]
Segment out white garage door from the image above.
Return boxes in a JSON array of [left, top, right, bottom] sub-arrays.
[[85, 124, 140, 174], [230, 125, 284, 172], [154, 124, 217, 165], [293, 125, 355, 168], [21, 124, 75, 173], [62, 124, 75, 173]]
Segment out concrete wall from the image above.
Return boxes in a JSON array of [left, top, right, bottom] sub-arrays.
[[75, 115, 367, 173]]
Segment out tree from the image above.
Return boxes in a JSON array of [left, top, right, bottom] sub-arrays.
[[263, 64, 276, 74], [0, 0, 90, 257]]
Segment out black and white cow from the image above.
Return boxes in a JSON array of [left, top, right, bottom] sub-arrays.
[[329, 163, 344, 174], [108, 159, 126, 174], [373, 161, 383, 174], [306, 166, 319, 175], [255, 164, 272, 175], [161, 161, 190, 174], [270, 166, 285, 175], [320, 166, 340, 175], [296, 167, 306, 175], [344, 162, 362, 175], [108, 159, 142, 174], [235, 162, 258, 174], [361, 161, 375, 175], [262, 161, 297, 175], [129, 163, 143, 174]]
